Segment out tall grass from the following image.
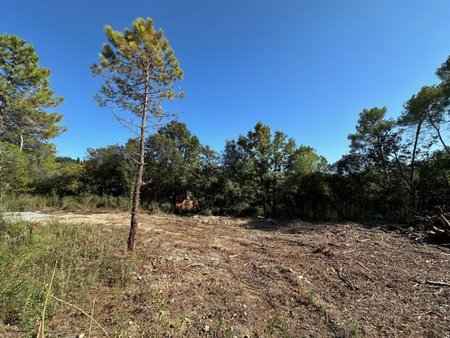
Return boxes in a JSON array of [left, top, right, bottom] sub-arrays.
[[0, 215, 136, 336], [0, 194, 131, 212]]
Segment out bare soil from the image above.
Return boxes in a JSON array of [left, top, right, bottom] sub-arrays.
[[9, 212, 450, 337]]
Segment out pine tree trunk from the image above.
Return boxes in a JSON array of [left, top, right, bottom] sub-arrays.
[[428, 113, 450, 156], [128, 143, 144, 251], [408, 119, 423, 211], [375, 136, 389, 183], [127, 70, 149, 252], [410, 119, 423, 184]]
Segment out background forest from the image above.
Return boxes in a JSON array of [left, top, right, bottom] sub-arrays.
[[1, 33, 450, 222]]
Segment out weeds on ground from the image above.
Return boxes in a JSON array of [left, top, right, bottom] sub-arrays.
[[264, 313, 291, 337], [0, 215, 136, 336], [0, 194, 131, 212], [307, 290, 325, 310], [349, 323, 361, 337]]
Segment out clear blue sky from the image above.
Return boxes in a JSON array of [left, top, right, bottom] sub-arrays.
[[2, 0, 450, 162]]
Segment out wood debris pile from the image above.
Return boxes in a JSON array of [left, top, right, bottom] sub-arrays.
[[410, 206, 450, 241]]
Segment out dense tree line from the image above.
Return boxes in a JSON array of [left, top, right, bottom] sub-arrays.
[[1, 31, 450, 222]]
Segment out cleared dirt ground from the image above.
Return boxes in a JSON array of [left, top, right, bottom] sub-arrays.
[[15, 212, 450, 337]]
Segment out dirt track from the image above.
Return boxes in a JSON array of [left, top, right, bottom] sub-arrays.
[[41, 212, 450, 337]]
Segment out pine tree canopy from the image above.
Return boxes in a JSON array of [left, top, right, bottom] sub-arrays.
[[0, 34, 64, 150]]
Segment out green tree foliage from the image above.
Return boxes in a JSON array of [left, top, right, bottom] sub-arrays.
[[283, 146, 329, 219], [237, 122, 278, 215], [437, 55, 450, 89], [433, 58, 450, 153], [0, 34, 64, 151], [34, 160, 84, 196], [191, 145, 221, 212], [93, 17, 183, 251], [345, 107, 411, 219], [330, 154, 367, 219], [143, 121, 224, 213], [396, 84, 450, 212], [348, 107, 398, 176], [217, 139, 253, 214], [0, 142, 30, 195], [399, 86, 449, 179], [27, 143, 60, 183], [290, 145, 328, 174], [83, 145, 135, 197], [399, 87, 434, 186], [415, 151, 450, 210], [226, 123, 295, 216], [144, 121, 202, 204], [214, 122, 327, 217]]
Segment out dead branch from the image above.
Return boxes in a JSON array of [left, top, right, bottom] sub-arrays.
[[113, 113, 140, 135], [141, 178, 154, 187], [334, 267, 357, 291], [50, 295, 109, 337], [435, 206, 450, 231], [425, 280, 450, 287]]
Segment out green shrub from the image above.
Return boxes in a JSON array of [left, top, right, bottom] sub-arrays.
[[200, 208, 213, 216], [0, 194, 131, 212], [147, 201, 161, 213], [160, 202, 173, 213], [251, 207, 265, 218]]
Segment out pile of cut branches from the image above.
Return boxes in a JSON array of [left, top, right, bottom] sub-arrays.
[[410, 206, 450, 241]]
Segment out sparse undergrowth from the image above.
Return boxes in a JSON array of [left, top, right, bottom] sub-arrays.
[[0, 194, 131, 212], [0, 215, 136, 336]]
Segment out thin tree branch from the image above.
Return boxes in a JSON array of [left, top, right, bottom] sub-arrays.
[[49, 295, 110, 337]]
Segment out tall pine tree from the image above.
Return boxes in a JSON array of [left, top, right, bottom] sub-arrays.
[[92, 18, 184, 251]]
